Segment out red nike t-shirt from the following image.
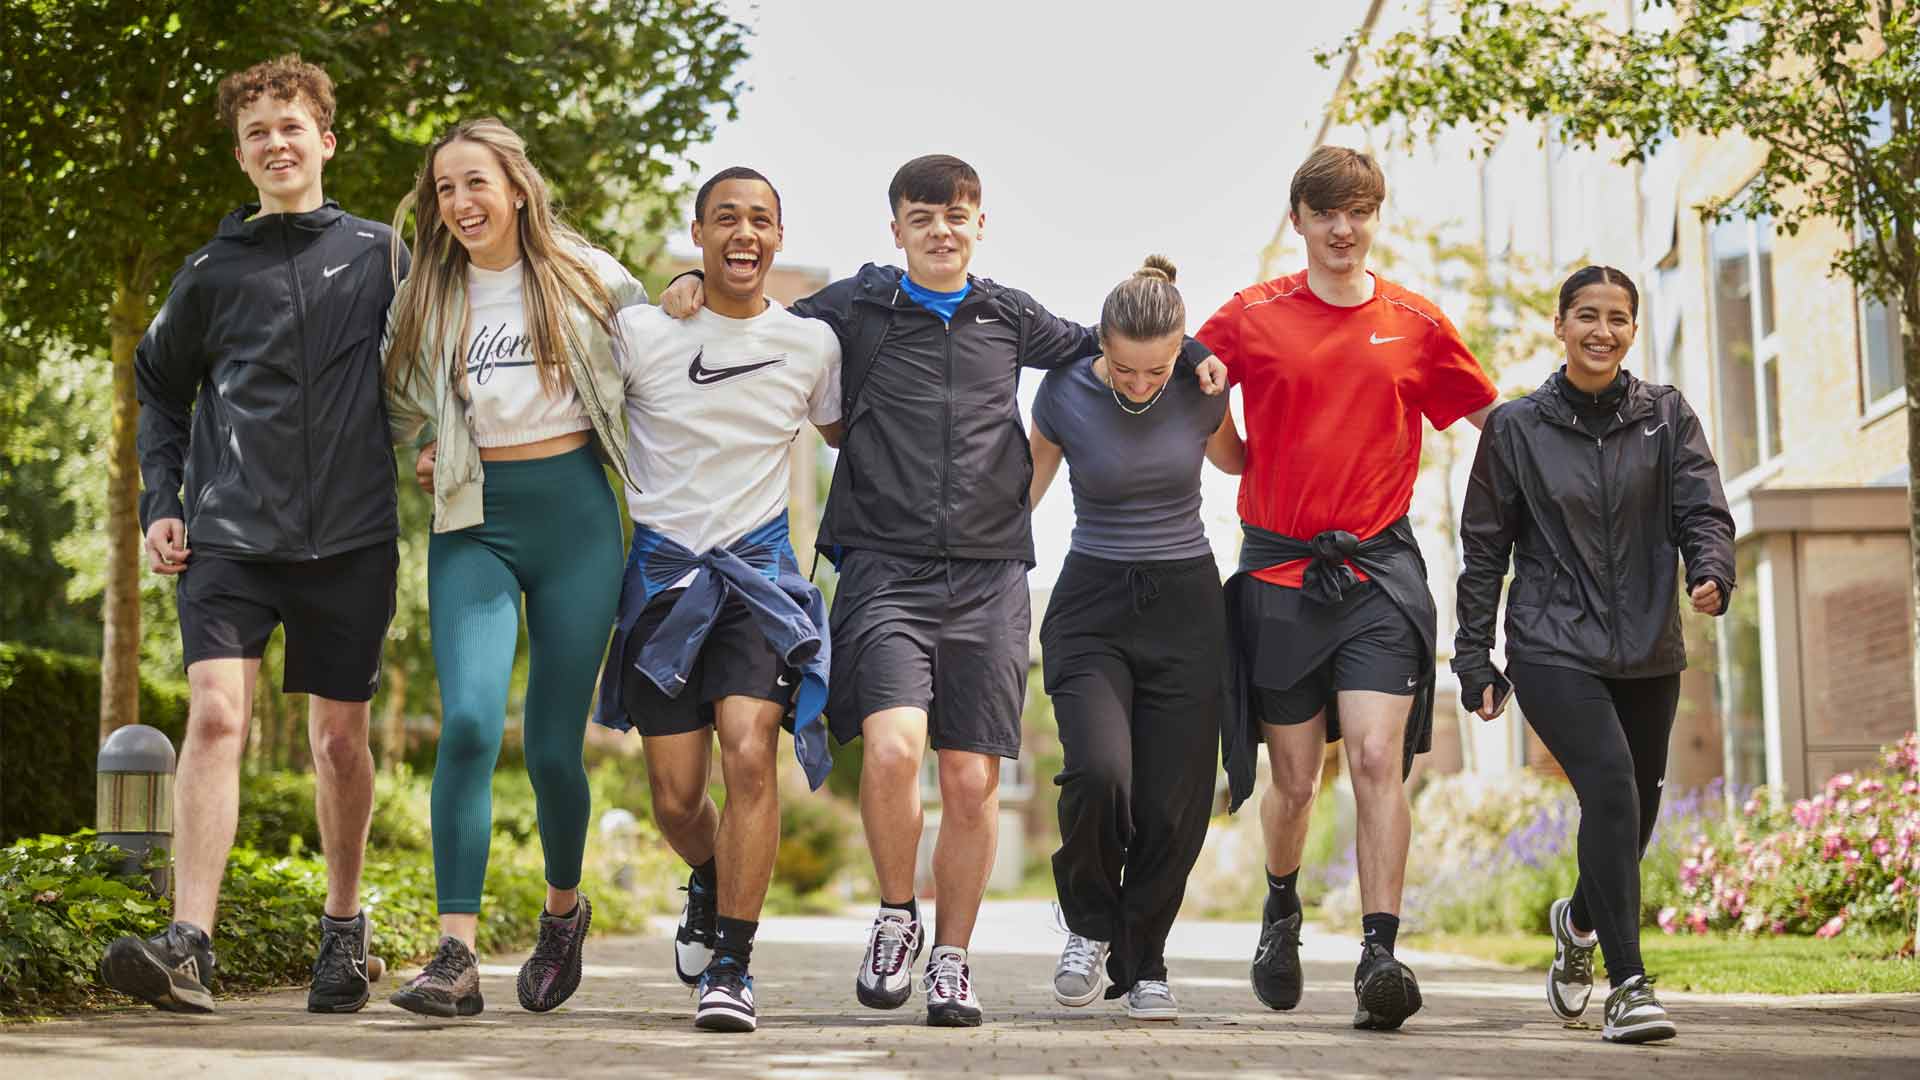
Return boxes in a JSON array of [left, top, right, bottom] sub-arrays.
[[1196, 270, 1497, 588]]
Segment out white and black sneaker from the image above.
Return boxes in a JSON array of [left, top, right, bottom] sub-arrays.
[[921, 945, 982, 1028], [674, 874, 717, 986], [1547, 896, 1598, 1020], [694, 957, 757, 1032], [855, 907, 922, 1009], [1602, 974, 1677, 1044], [100, 921, 216, 1013], [1053, 930, 1109, 1007]]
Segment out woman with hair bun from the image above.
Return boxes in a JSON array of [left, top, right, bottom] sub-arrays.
[[1453, 265, 1734, 1044], [1028, 256, 1244, 1021]]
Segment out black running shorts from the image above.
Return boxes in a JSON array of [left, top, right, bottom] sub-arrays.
[[1238, 577, 1423, 731], [825, 550, 1030, 759], [619, 587, 793, 737], [175, 540, 398, 702]]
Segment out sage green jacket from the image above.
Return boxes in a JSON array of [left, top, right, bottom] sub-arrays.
[[383, 247, 646, 533]]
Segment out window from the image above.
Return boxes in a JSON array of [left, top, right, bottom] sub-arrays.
[[1858, 105, 1907, 412], [1708, 201, 1782, 477]]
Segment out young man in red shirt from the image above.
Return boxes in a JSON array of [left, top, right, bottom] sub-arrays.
[[1197, 146, 1497, 1031]]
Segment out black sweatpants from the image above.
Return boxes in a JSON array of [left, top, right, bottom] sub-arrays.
[[1041, 552, 1224, 994], [1508, 659, 1681, 987]]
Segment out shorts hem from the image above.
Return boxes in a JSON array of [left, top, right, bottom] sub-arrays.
[[927, 738, 1022, 761]]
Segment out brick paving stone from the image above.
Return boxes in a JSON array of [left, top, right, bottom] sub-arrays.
[[4, 902, 1916, 1078]]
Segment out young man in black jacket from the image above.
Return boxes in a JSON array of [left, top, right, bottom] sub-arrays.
[[100, 56, 407, 1016], [661, 155, 1225, 1026]]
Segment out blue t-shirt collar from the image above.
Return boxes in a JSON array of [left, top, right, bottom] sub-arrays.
[[899, 272, 971, 324]]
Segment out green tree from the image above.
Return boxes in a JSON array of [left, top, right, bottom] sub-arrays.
[[2, 0, 749, 739], [1320, 0, 1920, 726]]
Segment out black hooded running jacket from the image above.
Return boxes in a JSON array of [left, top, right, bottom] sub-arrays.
[[1454, 369, 1735, 686], [135, 202, 407, 561]]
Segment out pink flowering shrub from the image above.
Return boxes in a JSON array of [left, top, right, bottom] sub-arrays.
[[1658, 733, 1920, 938]]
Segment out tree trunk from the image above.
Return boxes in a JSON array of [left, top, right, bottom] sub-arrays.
[[101, 279, 148, 743]]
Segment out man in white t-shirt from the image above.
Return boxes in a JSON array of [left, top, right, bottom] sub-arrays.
[[595, 167, 843, 1034]]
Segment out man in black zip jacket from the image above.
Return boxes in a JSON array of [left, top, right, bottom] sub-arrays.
[[100, 56, 407, 1018], [661, 155, 1225, 1026]]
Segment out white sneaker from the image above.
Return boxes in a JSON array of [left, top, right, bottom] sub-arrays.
[[855, 907, 922, 1010], [921, 945, 982, 1027], [673, 875, 716, 986], [1547, 896, 1598, 1020], [1053, 932, 1109, 1006], [1125, 979, 1179, 1021]]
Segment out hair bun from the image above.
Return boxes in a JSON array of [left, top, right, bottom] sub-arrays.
[[1135, 254, 1177, 285]]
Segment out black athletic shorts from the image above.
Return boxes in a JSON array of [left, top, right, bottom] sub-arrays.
[[175, 539, 398, 702], [1237, 577, 1423, 731], [619, 586, 792, 737], [826, 550, 1030, 760]]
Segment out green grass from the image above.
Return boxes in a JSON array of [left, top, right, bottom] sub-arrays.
[[1405, 928, 1920, 995]]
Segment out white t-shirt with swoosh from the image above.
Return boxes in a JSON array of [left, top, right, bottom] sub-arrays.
[[614, 300, 842, 554]]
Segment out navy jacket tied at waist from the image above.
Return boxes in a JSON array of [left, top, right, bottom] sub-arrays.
[[593, 513, 832, 790], [1221, 517, 1437, 812]]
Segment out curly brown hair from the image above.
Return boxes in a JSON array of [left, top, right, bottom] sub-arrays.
[[217, 55, 335, 142]]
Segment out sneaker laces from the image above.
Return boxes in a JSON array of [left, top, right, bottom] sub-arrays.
[[1610, 975, 1661, 1015], [420, 938, 471, 984], [1132, 979, 1172, 1003], [312, 921, 361, 983], [918, 952, 970, 1000], [680, 883, 717, 944], [1059, 933, 1103, 979], [869, 914, 916, 975], [703, 956, 749, 994], [1563, 939, 1595, 982]]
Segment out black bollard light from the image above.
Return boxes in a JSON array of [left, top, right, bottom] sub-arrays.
[[96, 724, 177, 894]]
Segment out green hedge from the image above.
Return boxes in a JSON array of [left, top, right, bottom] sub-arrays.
[[0, 644, 190, 844]]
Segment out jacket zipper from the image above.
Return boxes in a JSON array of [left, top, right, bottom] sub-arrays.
[[938, 316, 953, 555], [286, 219, 319, 559]]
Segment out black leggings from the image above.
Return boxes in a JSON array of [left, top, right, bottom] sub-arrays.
[[1508, 660, 1680, 987], [1041, 552, 1223, 994]]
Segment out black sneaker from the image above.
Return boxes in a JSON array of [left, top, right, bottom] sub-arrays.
[[391, 935, 484, 1018], [100, 921, 216, 1013], [694, 957, 758, 1033], [309, 911, 372, 1013], [1250, 908, 1304, 1010], [1352, 942, 1423, 1030], [1546, 896, 1597, 1020], [675, 876, 717, 986], [1602, 974, 1677, 1044], [518, 894, 592, 1012]]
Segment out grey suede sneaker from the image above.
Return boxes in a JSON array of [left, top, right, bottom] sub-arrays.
[[391, 935, 483, 1018], [1053, 932, 1109, 1007], [1125, 979, 1179, 1021]]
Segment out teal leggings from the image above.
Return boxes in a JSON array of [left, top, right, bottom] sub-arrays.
[[427, 446, 622, 913]]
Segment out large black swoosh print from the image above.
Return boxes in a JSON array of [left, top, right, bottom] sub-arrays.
[[688, 348, 788, 385]]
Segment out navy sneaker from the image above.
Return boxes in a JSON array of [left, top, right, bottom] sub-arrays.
[[694, 957, 758, 1032]]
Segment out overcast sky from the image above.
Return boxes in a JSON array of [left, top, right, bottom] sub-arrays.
[[666, 1, 1362, 585]]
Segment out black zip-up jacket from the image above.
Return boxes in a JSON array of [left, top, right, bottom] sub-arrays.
[[136, 202, 407, 561], [793, 263, 1101, 565], [1454, 369, 1735, 684]]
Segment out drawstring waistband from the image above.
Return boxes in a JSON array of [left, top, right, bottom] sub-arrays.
[[1124, 565, 1162, 614]]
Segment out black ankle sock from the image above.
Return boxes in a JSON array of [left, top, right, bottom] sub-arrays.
[[690, 858, 718, 892], [881, 897, 920, 923], [1361, 912, 1400, 955], [714, 915, 758, 966], [1265, 868, 1302, 920]]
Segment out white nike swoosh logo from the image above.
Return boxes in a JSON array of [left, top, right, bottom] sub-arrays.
[[323, 263, 350, 278], [975, 315, 1000, 324], [1406, 676, 1419, 688], [1644, 423, 1668, 437], [776, 674, 794, 687], [1369, 333, 1405, 345]]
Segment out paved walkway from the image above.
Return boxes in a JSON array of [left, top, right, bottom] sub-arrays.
[[6, 901, 1917, 1078]]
